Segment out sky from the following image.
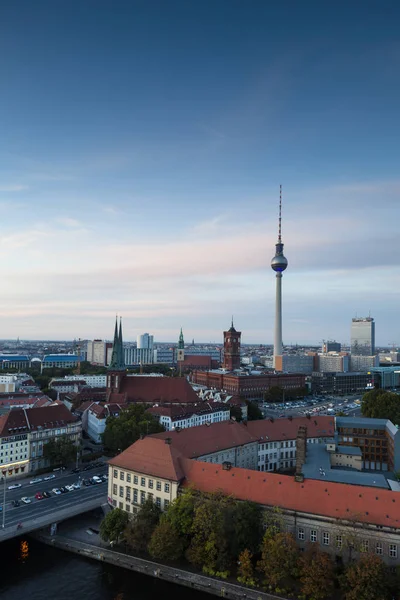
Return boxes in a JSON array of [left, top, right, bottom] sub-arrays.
[[0, 1, 399, 345]]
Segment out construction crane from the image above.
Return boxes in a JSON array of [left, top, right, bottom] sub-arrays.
[[388, 342, 398, 351]]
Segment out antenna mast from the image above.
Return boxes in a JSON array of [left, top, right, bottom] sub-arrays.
[[278, 184, 282, 242]]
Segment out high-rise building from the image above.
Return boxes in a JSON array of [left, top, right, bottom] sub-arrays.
[[351, 317, 375, 356], [137, 333, 154, 350], [322, 340, 341, 353], [271, 186, 288, 369], [223, 320, 241, 371]]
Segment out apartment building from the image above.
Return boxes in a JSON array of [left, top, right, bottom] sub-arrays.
[[146, 402, 231, 431]]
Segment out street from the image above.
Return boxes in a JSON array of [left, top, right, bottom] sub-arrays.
[[1, 463, 108, 531]]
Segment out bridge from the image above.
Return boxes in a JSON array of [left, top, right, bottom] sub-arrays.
[[0, 467, 107, 542]]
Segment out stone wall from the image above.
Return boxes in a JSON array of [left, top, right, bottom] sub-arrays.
[[34, 532, 285, 600]]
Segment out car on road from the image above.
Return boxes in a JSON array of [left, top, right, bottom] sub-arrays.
[[42, 491, 51, 498], [70, 468, 80, 474], [72, 482, 80, 489], [59, 486, 68, 493], [12, 500, 20, 507], [30, 478, 43, 485], [21, 497, 31, 504], [8, 483, 22, 490], [91, 476, 102, 484], [52, 488, 62, 495], [65, 485, 74, 492], [82, 479, 91, 486], [100, 475, 108, 482], [35, 492, 43, 500], [44, 474, 56, 481]]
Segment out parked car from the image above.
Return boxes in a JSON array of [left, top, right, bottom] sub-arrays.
[[8, 483, 22, 490], [42, 491, 51, 498], [92, 476, 102, 484], [44, 474, 56, 481], [12, 500, 20, 507], [35, 492, 43, 500], [30, 478, 42, 485], [21, 497, 31, 504], [52, 488, 62, 495], [65, 485, 74, 492], [70, 468, 80, 474], [59, 487, 68, 493]]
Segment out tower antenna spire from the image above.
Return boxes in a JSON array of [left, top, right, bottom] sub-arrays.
[[278, 184, 282, 242]]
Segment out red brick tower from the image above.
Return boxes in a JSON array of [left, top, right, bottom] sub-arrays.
[[223, 319, 241, 371]]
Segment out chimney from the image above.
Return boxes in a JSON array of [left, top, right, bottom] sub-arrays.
[[295, 426, 307, 482], [165, 437, 172, 445]]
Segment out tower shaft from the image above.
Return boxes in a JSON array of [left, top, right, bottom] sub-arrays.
[[273, 273, 283, 367]]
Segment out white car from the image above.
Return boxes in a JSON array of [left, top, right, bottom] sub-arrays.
[[72, 483, 80, 489], [65, 485, 74, 492], [30, 478, 43, 485], [52, 488, 62, 495], [92, 476, 102, 484], [8, 483, 22, 490], [44, 474, 56, 481], [21, 497, 31, 504]]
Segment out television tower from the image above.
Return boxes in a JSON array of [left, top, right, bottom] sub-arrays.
[[271, 185, 288, 368]]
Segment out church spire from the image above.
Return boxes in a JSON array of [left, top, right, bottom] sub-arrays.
[[178, 327, 184, 350], [108, 316, 125, 370]]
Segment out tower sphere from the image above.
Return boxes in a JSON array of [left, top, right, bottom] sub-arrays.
[[271, 253, 288, 272]]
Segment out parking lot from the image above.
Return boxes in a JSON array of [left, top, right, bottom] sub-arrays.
[[261, 394, 363, 419]]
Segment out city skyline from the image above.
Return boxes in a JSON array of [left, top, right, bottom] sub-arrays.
[[1, 1, 399, 344]]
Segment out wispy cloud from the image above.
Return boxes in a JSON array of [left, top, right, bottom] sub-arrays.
[[0, 184, 29, 192], [55, 217, 84, 228]]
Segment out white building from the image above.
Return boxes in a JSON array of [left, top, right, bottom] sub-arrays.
[[153, 348, 174, 364], [350, 354, 379, 372], [147, 403, 231, 431], [86, 340, 108, 366], [318, 353, 349, 373], [124, 346, 154, 366], [137, 333, 154, 350]]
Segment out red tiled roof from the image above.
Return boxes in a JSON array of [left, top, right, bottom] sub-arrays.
[[181, 460, 400, 530], [108, 437, 185, 481], [150, 420, 257, 457], [25, 404, 77, 430], [246, 416, 335, 442], [180, 355, 212, 367], [115, 376, 200, 405], [76, 400, 97, 413]]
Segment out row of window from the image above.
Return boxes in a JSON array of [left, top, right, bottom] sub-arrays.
[[297, 528, 397, 558], [113, 470, 170, 493], [112, 491, 170, 511]]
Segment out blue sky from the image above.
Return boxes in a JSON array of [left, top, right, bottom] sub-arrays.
[[0, 1, 399, 345]]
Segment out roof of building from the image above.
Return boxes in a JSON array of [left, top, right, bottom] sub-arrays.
[[181, 459, 400, 530], [146, 402, 230, 421], [336, 416, 389, 430], [246, 416, 335, 442], [150, 420, 257, 457], [108, 437, 185, 481], [50, 380, 86, 387], [42, 354, 83, 363], [0, 355, 29, 362], [0, 404, 77, 436], [180, 355, 212, 366], [110, 376, 200, 405], [336, 445, 362, 456]]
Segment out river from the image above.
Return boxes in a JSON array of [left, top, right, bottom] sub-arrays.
[[0, 536, 208, 600]]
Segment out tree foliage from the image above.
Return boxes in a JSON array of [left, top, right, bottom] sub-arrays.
[[361, 388, 400, 425], [245, 400, 263, 421], [148, 519, 185, 561], [298, 543, 335, 600], [257, 530, 299, 590], [43, 435, 77, 466], [125, 498, 161, 553], [237, 549, 256, 586], [341, 553, 390, 600], [165, 487, 198, 542], [102, 404, 165, 453], [230, 404, 243, 422], [100, 508, 129, 544]]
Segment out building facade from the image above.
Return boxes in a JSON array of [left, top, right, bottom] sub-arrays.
[[0, 404, 81, 478], [137, 333, 154, 350], [351, 317, 375, 356], [192, 370, 306, 399], [349, 354, 379, 372], [124, 346, 154, 366], [274, 354, 314, 374], [147, 403, 231, 431], [318, 353, 349, 373]]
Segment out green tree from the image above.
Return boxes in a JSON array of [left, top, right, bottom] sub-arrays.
[[341, 553, 390, 600], [257, 530, 299, 591], [298, 543, 335, 600], [264, 386, 284, 403], [361, 388, 400, 425], [148, 519, 185, 561], [102, 404, 165, 453], [245, 400, 263, 421], [230, 405, 243, 422], [228, 500, 264, 556], [43, 435, 77, 466], [186, 492, 233, 573], [125, 498, 161, 553], [100, 508, 129, 544], [237, 549, 256, 586], [165, 487, 199, 543]]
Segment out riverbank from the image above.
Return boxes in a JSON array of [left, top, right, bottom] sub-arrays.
[[33, 524, 285, 600]]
